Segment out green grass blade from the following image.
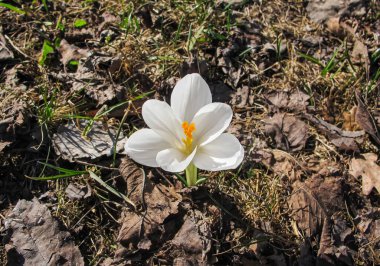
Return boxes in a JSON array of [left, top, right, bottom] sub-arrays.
[[38, 162, 87, 175], [26, 162, 87, 180], [88, 171, 136, 209], [297, 52, 323, 67], [26, 173, 83, 181], [0, 3, 26, 15], [195, 176, 207, 185], [321, 49, 338, 77], [174, 173, 188, 187]]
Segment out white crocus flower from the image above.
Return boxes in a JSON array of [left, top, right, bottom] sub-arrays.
[[125, 73, 244, 186]]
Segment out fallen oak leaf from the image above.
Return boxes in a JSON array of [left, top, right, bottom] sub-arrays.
[[289, 176, 344, 237], [349, 153, 380, 196], [264, 113, 308, 152]]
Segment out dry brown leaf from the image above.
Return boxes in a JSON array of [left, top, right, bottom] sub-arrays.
[[355, 91, 380, 146], [0, 140, 11, 152], [267, 150, 302, 181], [170, 209, 212, 264], [114, 158, 182, 261], [349, 153, 380, 195], [231, 86, 250, 108], [4, 198, 84, 265], [265, 90, 310, 113], [58, 39, 89, 67], [355, 208, 380, 243], [52, 120, 126, 162], [289, 177, 344, 237], [264, 113, 308, 152], [302, 113, 364, 151], [352, 40, 370, 66], [326, 17, 342, 35], [306, 0, 367, 23], [342, 106, 361, 131], [65, 183, 92, 200]]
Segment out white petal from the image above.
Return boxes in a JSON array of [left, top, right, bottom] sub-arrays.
[[171, 73, 212, 122], [156, 147, 197, 172], [125, 129, 171, 167], [193, 133, 244, 171], [192, 103, 232, 146], [142, 99, 183, 147]]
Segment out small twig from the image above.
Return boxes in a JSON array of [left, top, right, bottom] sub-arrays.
[[4, 34, 33, 60], [74, 160, 118, 171]]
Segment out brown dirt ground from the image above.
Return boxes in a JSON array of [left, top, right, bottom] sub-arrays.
[[0, 0, 379, 265]]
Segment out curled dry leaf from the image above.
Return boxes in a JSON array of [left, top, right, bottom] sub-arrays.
[[265, 90, 310, 113], [3, 198, 84, 266], [355, 91, 380, 146], [349, 153, 380, 195], [58, 39, 89, 68], [355, 208, 380, 243], [52, 120, 126, 162], [264, 113, 308, 152], [114, 158, 183, 262]]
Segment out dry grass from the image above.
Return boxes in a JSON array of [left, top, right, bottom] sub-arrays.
[[0, 0, 379, 264]]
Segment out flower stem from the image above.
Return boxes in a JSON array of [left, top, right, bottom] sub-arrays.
[[185, 163, 198, 186]]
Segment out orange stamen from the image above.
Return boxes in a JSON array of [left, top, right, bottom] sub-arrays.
[[181, 121, 196, 153]]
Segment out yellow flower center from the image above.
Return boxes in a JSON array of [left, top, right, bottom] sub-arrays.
[[181, 121, 196, 154]]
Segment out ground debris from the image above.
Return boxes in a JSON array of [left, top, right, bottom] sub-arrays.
[[3, 198, 84, 266], [349, 153, 380, 196], [260, 149, 303, 181], [113, 158, 184, 263], [264, 113, 308, 152], [306, 0, 367, 23], [355, 208, 380, 244], [52, 120, 125, 162], [264, 90, 310, 113], [169, 208, 212, 265], [355, 91, 380, 146], [290, 176, 344, 237], [231, 86, 251, 108], [290, 176, 353, 264], [65, 183, 91, 200], [110, 158, 251, 265], [58, 39, 89, 68], [51, 53, 124, 105], [302, 113, 364, 151], [0, 33, 14, 62]]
